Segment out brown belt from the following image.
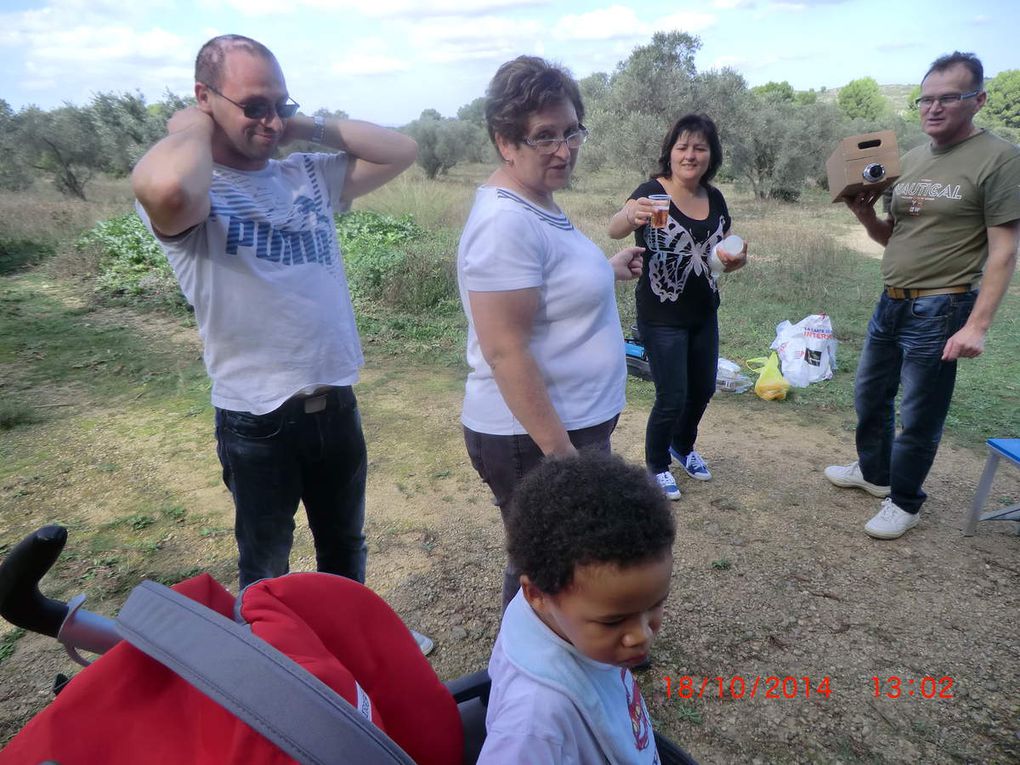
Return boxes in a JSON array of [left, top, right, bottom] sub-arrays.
[[885, 285, 972, 300]]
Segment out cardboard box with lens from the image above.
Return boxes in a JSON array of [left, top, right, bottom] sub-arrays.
[[825, 130, 901, 203]]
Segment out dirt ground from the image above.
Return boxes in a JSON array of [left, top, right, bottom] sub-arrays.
[[2, 283, 1020, 764]]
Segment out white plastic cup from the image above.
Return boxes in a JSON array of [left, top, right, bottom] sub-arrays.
[[708, 234, 744, 276]]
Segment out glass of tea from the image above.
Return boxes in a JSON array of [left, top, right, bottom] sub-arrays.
[[648, 194, 670, 228]]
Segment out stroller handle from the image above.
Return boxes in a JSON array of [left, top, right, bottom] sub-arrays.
[[0, 525, 71, 638]]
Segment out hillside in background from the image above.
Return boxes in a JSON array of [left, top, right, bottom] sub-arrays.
[[816, 83, 916, 115]]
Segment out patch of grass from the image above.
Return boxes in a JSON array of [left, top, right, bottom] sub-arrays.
[[87, 532, 122, 555], [199, 526, 232, 538], [711, 558, 732, 571], [126, 514, 156, 531], [135, 539, 164, 554], [0, 238, 56, 275], [0, 179, 134, 247], [160, 504, 187, 523], [0, 271, 207, 402], [357, 164, 478, 230], [0, 399, 42, 431], [355, 308, 465, 365], [0, 629, 26, 666], [671, 702, 703, 725]]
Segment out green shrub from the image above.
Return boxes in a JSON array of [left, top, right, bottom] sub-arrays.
[[77, 213, 186, 309], [338, 210, 460, 315], [78, 208, 464, 317], [378, 231, 460, 315], [0, 400, 42, 431], [337, 209, 465, 362], [0, 238, 55, 275]]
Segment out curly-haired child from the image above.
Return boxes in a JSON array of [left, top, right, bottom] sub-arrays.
[[477, 450, 676, 764]]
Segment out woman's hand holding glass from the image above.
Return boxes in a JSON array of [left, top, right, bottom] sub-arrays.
[[625, 198, 657, 228]]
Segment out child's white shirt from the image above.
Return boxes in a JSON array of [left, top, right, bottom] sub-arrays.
[[478, 590, 660, 765]]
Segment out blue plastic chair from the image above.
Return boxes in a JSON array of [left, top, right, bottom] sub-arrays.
[[963, 438, 1020, 536]]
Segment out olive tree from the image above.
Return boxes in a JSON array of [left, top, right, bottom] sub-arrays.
[[729, 96, 845, 201], [0, 100, 32, 191], [837, 77, 886, 121], [982, 69, 1020, 129], [404, 111, 485, 179], [18, 104, 104, 200], [597, 31, 701, 171]]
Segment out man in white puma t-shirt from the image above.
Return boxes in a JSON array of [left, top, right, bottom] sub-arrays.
[[132, 34, 417, 590]]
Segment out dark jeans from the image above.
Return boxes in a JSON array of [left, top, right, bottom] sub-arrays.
[[854, 291, 977, 514], [215, 386, 368, 589], [463, 416, 618, 609], [638, 318, 718, 473]]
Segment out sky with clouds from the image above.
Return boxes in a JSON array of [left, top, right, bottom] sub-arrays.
[[1, 0, 1015, 126]]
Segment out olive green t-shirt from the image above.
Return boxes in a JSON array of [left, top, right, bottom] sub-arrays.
[[882, 130, 1020, 288]]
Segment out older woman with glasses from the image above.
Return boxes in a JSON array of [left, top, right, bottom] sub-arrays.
[[458, 55, 644, 609]]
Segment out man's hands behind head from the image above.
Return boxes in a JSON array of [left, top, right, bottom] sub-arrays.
[[167, 106, 215, 137]]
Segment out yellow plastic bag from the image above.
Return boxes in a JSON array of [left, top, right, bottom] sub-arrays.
[[746, 352, 791, 401]]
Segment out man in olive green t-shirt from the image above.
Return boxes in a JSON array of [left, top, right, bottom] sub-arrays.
[[825, 51, 1020, 540]]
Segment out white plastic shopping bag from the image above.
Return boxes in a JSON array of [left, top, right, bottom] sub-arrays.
[[770, 314, 838, 388]]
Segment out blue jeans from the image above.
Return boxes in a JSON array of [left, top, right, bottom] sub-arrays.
[[638, 318, 718, 473], [215, 386, 368, 589], [854, 291, 977, 514], [463, 416, 618, 609]]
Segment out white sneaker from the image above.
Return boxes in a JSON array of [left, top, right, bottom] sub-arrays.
[[864, 498, 920, 540], [411, 629, 435, 655], [824, 461, 890, 497], [655, 471, 681, 501]]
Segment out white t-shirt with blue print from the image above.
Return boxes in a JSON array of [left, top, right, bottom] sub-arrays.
[[137, 152, 362, 415]]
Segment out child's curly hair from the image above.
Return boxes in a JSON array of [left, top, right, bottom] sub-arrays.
[[506, 451, 675, 595]]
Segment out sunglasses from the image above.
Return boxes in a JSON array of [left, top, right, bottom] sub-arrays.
[[202, 82, 300, 120]]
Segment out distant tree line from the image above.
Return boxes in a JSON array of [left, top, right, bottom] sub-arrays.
[[2, 33, 1018, 202], [571, 32, 1019, 200], [0, 91, 191, 200]]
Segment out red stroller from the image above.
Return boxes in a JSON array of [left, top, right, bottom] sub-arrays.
[[0, 526, 699, 764]]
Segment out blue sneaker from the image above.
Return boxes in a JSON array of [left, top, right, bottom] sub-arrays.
[[671, 448, 712, 481], [654, 471, 681, 501]]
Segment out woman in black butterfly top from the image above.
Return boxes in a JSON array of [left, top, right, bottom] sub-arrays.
[[608, 113, 747, 500]]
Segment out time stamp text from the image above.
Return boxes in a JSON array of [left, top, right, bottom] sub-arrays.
[[662, 675, 955, 700]]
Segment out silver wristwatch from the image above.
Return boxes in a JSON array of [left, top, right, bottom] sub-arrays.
[[312, 115, 326, 144]]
